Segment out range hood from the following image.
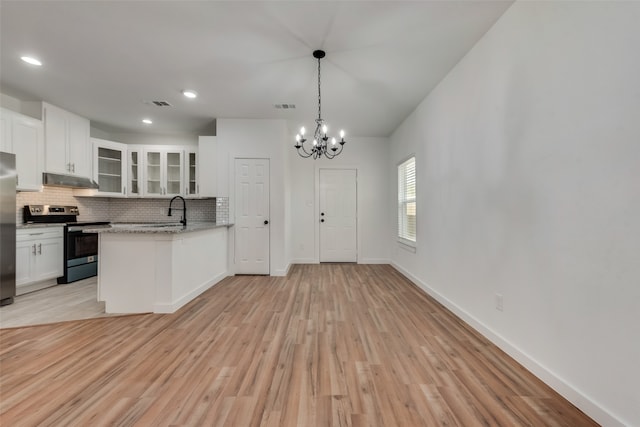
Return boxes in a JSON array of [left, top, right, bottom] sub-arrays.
[[42, 172, 99, 189]]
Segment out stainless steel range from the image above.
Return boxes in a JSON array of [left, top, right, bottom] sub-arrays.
[[23, 205, 109, 284]]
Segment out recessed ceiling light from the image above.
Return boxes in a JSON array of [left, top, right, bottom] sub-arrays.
[[182, 90, 197, 99], [21, 56, 42, 66], [142, 119, 153, 125]]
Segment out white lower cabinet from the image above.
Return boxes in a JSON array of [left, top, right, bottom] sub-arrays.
[[16, 228, 64, 287]]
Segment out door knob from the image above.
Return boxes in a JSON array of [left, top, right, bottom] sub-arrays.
[[264, 220, 269, 225]]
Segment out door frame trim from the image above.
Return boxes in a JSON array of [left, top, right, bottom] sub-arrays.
[[315, 166, 358, 264]]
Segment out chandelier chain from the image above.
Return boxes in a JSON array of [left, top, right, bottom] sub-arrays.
[[317, 56, 322, 121]]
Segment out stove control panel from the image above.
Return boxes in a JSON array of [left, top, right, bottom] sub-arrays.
[[24, 205, 79, 217]]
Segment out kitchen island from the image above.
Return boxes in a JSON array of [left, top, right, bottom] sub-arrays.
[[85, 222, 232, 314]]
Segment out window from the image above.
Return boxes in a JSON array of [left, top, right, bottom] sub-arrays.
[[398, 156, 416, 245]]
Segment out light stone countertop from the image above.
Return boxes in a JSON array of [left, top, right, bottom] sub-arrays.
[[82, 221, 233, 234], [17, 223, 66, 230]]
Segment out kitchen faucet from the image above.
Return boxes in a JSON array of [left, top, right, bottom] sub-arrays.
[[168, 196, 187, 226]]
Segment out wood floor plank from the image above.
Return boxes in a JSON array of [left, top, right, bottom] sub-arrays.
[[0, 264, 598, 426]]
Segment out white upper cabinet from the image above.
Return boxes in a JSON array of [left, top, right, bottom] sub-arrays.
[[92, 138, 127, 196], [143, 147, 184, 197], [43, 102, 91, 178], [0, 110, 10, 152], [127, 147, 142, 197], [198, 136, 217, 197], [0, 108, 44, 191], [184, 148, 198, 197]]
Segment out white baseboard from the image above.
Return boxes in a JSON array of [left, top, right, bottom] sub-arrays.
[[154, 271, 228, 314], [358, 258, 390, 264], [289, 258, 316, 264], [272, 263, 291, 277], [390, 262, 624, 427]]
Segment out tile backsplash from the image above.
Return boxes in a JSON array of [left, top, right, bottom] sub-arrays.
[[16, 187, 222, 225], [216, 197, 229, 223]]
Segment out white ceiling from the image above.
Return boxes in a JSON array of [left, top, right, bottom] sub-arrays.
[[0, 1, 513, 138]]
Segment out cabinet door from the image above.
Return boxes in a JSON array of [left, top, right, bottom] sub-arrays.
[[165, 150, 183, 196], [34, 237, 64, 281], [198, 136, 217, 197], [13, 115, 44, 191], [185, 150, 198, 197], [128, 149, 142, 196], [0, 109, 12, 152], [68, 113, 91, 177], [144, 150, 163, 196], [94, 138, 126, 196], [43, 104, 69, 174], [16, 240, 36, 287]]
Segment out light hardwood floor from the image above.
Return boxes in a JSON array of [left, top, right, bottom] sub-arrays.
[[0, 277, 116, 329], [0, 264, 597, 426]]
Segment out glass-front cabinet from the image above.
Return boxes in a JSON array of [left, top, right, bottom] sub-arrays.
[[128, 148, 141, 197], [89, 143, 203, 198], [185, 149, 198, 197], [142, 148, 184, 197], [92, 138, 126, 196], [166, 151, 182, 195]]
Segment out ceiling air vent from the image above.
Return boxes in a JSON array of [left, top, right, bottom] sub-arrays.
[[151, 100, 172, 106], [274, 104, 296, 109]]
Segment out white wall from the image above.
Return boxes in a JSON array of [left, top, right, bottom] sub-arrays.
[[389, 2, 640, 426], [0, 93, 22, 113], [109, 133, 197, 146], [216, 118, 289, 276], [289, 136, 391, 264]]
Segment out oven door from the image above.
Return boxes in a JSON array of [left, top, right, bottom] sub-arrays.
[[67, 230, 98, 260]]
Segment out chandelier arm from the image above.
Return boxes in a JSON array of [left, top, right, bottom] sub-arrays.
[[297, 143, 314, 158], [324, 143, 341, 159]]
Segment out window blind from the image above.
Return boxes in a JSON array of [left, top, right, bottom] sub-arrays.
[[398, 156, 416, 243]]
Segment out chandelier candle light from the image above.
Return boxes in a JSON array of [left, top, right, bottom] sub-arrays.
[[295, 50, 346, 159]]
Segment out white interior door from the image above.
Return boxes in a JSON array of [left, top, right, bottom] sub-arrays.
[[319, 168, 357, 262], [234, 158, 270, 274]]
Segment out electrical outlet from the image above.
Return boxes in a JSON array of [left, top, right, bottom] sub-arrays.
[[495, 293, 503, 311]]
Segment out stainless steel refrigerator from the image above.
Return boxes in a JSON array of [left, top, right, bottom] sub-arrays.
[[1, 151, 16, 305]]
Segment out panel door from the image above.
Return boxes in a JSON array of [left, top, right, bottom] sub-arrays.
[[0, 109, 12, 152], [319, 169, 357, 262], [234, 158, 270, 275], [34, 238, 64, 281], [68, 113, 91, 177], [15, 240, 35, 287], [43, 104, 69, 174], [13, 115, 43, 191]]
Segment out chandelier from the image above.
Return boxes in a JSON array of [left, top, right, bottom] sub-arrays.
[[295, 50, 346, 159]]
